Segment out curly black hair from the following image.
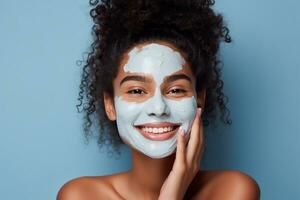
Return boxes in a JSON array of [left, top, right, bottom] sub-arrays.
[[77, 0, 232, 153]]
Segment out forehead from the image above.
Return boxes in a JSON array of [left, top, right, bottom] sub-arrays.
[[118, 41, 191, 83]]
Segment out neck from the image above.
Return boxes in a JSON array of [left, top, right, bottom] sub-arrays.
[[128, 148, 175, 198]]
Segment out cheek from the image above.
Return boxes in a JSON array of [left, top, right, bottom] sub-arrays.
[[166, 97, 197, 122], [114, 96, 144, 124]]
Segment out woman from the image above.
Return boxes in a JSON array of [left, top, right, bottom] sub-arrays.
[[57, 0, 260, 199]]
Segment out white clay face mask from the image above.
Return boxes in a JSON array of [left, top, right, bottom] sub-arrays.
[[114, 43, 197, 158]]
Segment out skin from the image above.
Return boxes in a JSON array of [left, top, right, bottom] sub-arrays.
[[57, 40, 260, 200]]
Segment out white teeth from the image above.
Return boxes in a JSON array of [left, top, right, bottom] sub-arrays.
[[141, 126, 176, 134]]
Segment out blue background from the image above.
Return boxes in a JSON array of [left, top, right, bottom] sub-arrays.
[[0, 0, 299, 199]]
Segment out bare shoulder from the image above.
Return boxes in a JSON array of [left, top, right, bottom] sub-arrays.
[[187, 169, 261, 200], [56, 175, 124, 200]]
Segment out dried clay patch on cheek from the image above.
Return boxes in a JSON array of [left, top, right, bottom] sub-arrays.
[[167, 96, 197, 114], [164, 96, 197, 131], [114, 96, 146, 120]]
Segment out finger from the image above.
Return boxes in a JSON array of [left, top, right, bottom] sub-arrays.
[[187, 108, 202, 163], [174, 127, 186, 170], [197, 143, 204, 164]]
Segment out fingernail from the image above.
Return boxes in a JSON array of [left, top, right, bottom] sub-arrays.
[[197, 108, 202, 116], [179, 127, 185, 136]]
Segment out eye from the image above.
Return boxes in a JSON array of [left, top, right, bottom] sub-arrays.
[[127, 89, 146, 95], [167, 88, 187, 94]]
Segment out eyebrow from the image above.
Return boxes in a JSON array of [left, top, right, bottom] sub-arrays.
[[164, 74, 192, 84], [120, 75, 147, 86]]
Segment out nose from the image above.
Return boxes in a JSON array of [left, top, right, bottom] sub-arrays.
[[145, 90, 170, 117]]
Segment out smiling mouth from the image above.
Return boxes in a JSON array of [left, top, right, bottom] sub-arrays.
[[134, 122, 181, 141]]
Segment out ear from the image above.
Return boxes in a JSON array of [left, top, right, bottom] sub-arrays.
[[103, 92, 116, 121], [197, 88, 206, 109]]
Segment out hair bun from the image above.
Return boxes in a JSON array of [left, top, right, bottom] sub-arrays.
[[91, 0, 217, 38]]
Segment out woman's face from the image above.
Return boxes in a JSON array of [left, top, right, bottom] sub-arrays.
[[104, 40, 203, 158]]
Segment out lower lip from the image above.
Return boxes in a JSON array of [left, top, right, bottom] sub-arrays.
[[134, 126, 179, 141]]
